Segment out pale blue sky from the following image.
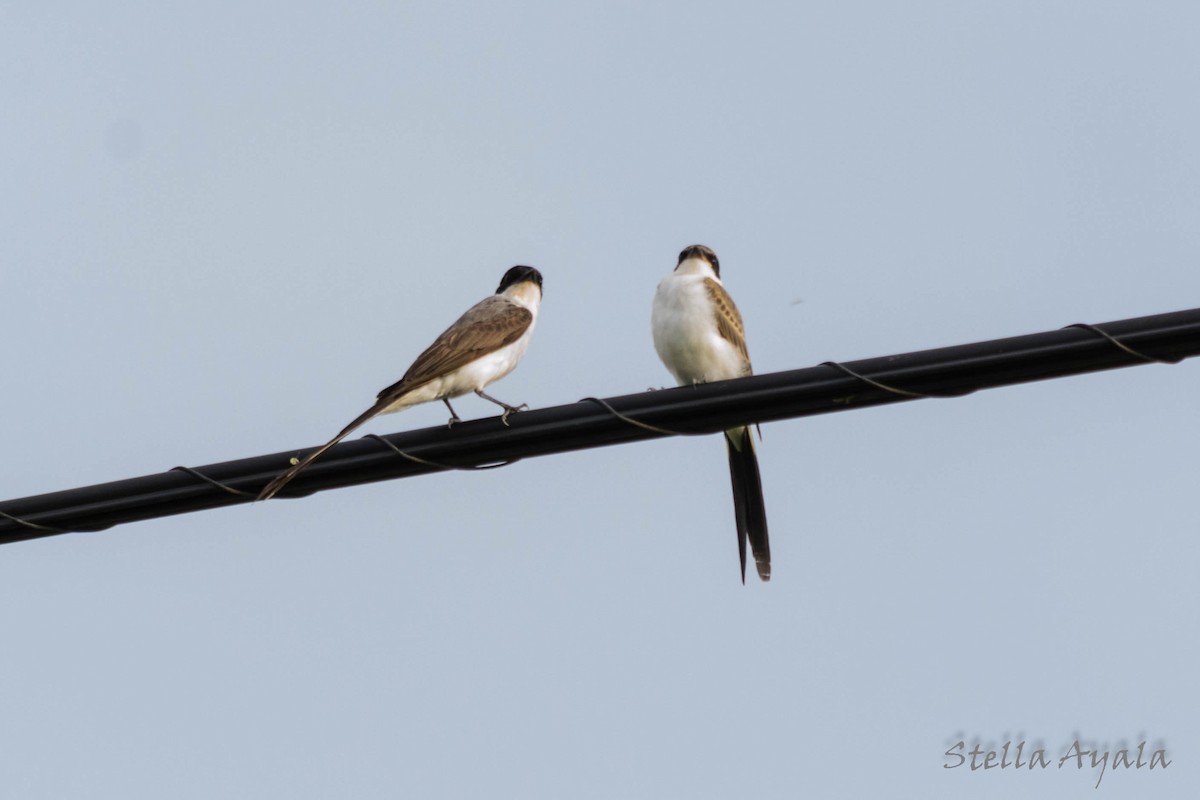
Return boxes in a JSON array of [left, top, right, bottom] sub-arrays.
[[2, 3, 1198, 797]]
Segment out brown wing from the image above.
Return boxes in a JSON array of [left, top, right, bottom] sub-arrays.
[[704, 277, 751, 369], [376, 295, 532, 400]]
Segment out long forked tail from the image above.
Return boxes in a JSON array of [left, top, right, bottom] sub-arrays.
[[725, 427, 771, 582], [257, 398, 393, 501]]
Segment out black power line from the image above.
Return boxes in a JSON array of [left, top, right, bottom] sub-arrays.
[[2, 307, 1198, 545]]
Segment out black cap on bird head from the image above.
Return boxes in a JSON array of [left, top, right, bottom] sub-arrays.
[[677, 244, 719, 277], [496, 265, 543, 294]]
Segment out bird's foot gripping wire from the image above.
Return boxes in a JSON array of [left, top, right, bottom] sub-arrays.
[[443, 398, 463, 429], [474, 389, 528, 426]]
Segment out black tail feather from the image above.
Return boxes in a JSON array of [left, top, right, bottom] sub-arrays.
[[725, 428, 770, 582], [257, 397, 393, 501]]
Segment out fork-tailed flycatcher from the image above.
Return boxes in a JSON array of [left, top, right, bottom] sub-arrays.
[[651, 245, 770, 582], [258, 265, 543, 501]]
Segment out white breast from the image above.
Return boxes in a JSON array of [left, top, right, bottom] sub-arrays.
[[651, 271, 747, 385]]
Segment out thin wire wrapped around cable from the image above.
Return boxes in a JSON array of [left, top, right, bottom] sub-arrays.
[[171, 465, 258, 497], [1064, 322, 1183, 364], [361, 434, 519, 471], [0, 509, 69, 534], [578, 396, 703, 436]]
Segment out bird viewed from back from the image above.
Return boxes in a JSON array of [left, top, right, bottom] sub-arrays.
[[651, 245, 771, 582], [258, 265, 543, 501]]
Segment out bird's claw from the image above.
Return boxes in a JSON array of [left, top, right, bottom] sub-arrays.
[[499, 403, 529, 426]]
